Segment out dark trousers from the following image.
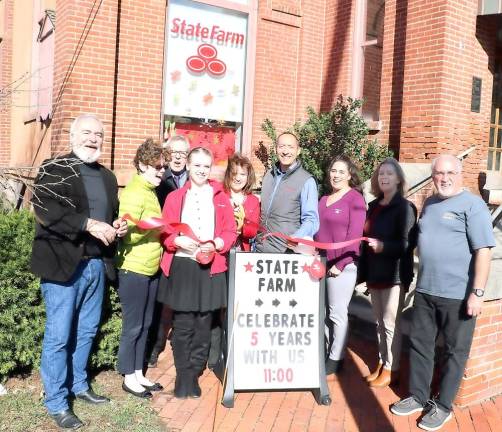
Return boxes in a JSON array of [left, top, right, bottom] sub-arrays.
[[171, 311, 212, 377], [147, 303, 172, 360], [117, 270, 159, 374], [409, 292, 476, 411]]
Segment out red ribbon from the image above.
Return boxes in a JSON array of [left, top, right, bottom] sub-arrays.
[[121, 214, 216, 265], [121, 215, 375, 279], [243, 219, 374, 252], [243, 219, 376, 280]]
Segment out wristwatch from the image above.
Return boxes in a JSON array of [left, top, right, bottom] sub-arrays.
[[472, 288, 485, 298]]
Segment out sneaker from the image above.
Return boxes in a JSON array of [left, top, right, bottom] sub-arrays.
[[418, 400, 452, 431], [390, 396, 425, 416]]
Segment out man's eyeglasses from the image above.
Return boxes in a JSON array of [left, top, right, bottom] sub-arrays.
[[170, 151, 188, 158], [432, 171, 459, 178]]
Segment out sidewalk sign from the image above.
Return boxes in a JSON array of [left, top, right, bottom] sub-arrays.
[[222, 249, 331, 407]]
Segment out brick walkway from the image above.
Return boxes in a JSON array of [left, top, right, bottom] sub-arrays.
[[147, 335, 502, 432]]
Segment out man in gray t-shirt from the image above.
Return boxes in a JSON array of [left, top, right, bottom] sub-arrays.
[[391, 155, 495, 431]]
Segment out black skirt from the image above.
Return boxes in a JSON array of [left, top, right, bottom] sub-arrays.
[[157, 256, 227, 312]]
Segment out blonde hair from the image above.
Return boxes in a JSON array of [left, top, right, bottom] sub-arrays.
[[187, 146, 213, 164]]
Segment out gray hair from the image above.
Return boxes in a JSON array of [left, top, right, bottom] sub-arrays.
[[69, 114, 104, 144], [431, 154, 462, 173], [163, 135, 190, 150]]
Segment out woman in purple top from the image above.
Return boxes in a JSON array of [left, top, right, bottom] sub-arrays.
[[315, 155, 366, 375]]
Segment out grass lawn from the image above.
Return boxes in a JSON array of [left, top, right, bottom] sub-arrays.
[[0, 370, 167, 431]]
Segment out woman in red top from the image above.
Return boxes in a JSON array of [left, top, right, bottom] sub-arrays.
[[206, 153, 261, 372], [157, 147, 237, 399], [223, 153, 260, 251]]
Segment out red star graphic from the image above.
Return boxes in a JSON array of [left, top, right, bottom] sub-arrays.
[[301, 263, 311, 273], [244, 262, 254, 272], [171, 70, 181, 83], [203, 93, 213, 105]]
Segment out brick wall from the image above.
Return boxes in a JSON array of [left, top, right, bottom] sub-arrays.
[[0, 0, 13, 166], [250, 0, 329, 180], [51, 0, 119, 164], [379, 0, 495, 193], [321, 0, 355, 111], [112, 0, 165, 172], [456, 299, 502, 406], [51, 0, 165, 176]]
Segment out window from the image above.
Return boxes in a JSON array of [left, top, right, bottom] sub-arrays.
[[361, 0, 385, 123]]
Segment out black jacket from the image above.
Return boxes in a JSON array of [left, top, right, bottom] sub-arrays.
[[156, 168, 179, 207], [358, 193, 417, 289], [30, 153, 119, 282]]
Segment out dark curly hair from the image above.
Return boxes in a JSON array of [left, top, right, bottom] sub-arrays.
[[133, 138, 164, 172], [325, 154, 362, 192]]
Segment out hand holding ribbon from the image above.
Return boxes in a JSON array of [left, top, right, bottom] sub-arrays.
[[121, 213, 216, 265], [243, 219, 375, 280]]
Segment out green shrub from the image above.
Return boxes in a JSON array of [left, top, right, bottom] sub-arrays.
[[0, 210, 122, 380], [259, 96, 393, 193], [0, 210, 43, 379]]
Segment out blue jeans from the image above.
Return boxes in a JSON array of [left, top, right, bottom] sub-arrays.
[[40, 258, 105, 414]]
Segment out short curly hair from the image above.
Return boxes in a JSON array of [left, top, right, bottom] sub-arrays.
[[223, 152, 256, 194], [133, 138, 163, 172]]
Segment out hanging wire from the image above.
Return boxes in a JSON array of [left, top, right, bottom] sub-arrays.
[[12, 0, 105, 209]]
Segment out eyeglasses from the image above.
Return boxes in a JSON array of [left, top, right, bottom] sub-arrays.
[[170, 151, 188, 158], [432, 171, 459, 178], [151, 163, 166, 171]]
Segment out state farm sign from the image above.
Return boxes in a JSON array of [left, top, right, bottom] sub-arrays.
[[186, 44, 227, 77], [163, 0, 248, 122], [171, 19, 245, 45]]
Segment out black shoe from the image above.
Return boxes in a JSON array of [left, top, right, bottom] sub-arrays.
[[174, 374, 192, 399], [121, 382, 153, 399], [75, 388, 110, 404], [325, 358, 344, 375], [147, 352, 159, 368], [50, 409, 84, 429], [143, 382, 164, 392], [191, 375, 201, 399]]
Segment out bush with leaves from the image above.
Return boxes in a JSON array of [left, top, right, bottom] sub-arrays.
[[0, 210, 44, 379], [0, 210, 123, 380], [259, 96, 392, 193]]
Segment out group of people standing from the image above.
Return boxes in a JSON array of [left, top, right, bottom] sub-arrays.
[[31, 113, 494, 432]]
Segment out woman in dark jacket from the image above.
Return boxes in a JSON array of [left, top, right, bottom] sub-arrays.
[[359, 157, 417, 388]]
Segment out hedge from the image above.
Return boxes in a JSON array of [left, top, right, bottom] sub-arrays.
[[0, 210, 122, 381]]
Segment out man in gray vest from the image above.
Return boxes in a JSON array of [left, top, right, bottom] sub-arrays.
[[256, 132, 319, 252]]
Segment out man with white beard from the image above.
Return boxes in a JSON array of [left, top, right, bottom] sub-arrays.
[[31, 114, 128, 429]]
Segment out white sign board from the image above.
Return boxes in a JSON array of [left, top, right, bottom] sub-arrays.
[[163, 0, 248, 122], [233, 253, 320, 390]]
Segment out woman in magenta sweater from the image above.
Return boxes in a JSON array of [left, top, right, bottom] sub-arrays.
[[315, 155, 366, 375]]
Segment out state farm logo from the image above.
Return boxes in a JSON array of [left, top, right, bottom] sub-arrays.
[[186, 44, 226, 77]]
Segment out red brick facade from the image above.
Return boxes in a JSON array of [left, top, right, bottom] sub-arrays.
[[457, 299, 502, 406], [0, 0, 13, 166], [379, 0, 497, 193], [1, 0, 501, 407]]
